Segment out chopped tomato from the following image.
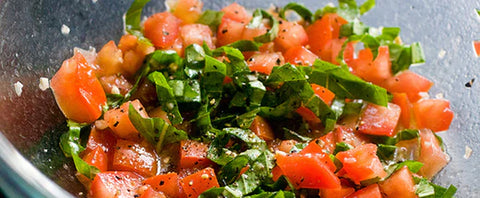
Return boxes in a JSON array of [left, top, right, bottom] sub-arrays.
[[103, 100, 148, 139], [284, 46, 319, 66], [379, 166, 416, 198], [144, 12, 182, 48], [474, 40, 480, 57], [352, 46, 393, 85], [50, 53, 107, 123], [347, 184, 382, 198], [334, 126, 368, 148], [96, 41, 124, 76], [307, 13, 348, 63], [85, 127, 117, 159], [382, 71, 433, 102], [312, 132, 336, 154], [143, 173, 182, 198], [319, 185, 355, 198], [274, 20, 308, 52], [391, 93, 412, 128], [89, 171, 144, 198], [221, 2, 251, 24], [249, 116, 275, 141], [180, 167, 220, 198], [83, 147, 108, 172], [112, 139, 158, 177], [247, 52, 284, 74], [271, 165, 284, 181], [413, 99, 454, 132], [242, 26, 268, 41], [172, 0, 203, 24], [139, 187, 166, 198], [336, 144, 387, 184], [275, 152, 340, 189], [179, 140, 214, 169], [99, 74, 133, 96], [118, 34, 154, 76], [180, 24, 214, 49], [296, 106, 321, 124], [357, 103, 401, 137], [216, 18, 245, 46], [165, 37, 184, 57], [311, 84, 335, 106], [275, 139, 298, 153], [417, 129, 450, 179]]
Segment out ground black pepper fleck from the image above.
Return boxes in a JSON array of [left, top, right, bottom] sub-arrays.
[[465, 78, 475, 88]]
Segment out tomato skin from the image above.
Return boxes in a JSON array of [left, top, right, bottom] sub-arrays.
[[180, 24, 214, 49], [382, 70, 433, 102], [352, 46, 392, 85], [417, 129, 450, 179], [139, 187, 166, 198], [275, 139, 298, 153], [346, 184, 382, 198], [474, 41, 480, 56], [311, 84, 335, 106], [319, 185, 355, 198], [247, 52, 284, 75], [99, 74, 133, 96], [118, 34, 155, 76], [179, 140, 214, 169], [104, 100, 148, 140], [307, 13, 348, 63], [96, 41, 124, 76], [379, 166, 416, 198], [249, 116, 275, 141], [357, 103, 401, 137], [274, 20, 308, 52], [144, 12, 182, 48], [216, 18, 245, 46], [112, 139, 158, 177], [221, 2, 251, 24], [172, 0, 203, 24], [334, 126, 368, 148], [296, 106, 321, 124], [83, 147, 108, 172], [275, 152, 340, 189], [143, 173, 182, 198], [413, 99, 454, 132], [284, 46, 319, 66], [335, 144, 387, 184], [89, 171, 144, 198], [391, 93, 412, 128], [180, 167, 220, 198], [51, 53, 106, 123]]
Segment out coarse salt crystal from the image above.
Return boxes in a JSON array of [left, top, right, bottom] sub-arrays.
[[464, 146, 473, 159], [14, 81, 23, 96], [39, 77, 49, 91], [61, 24, 70, 35], [438, 49, 446, 59], [111, 85, 121, 95]]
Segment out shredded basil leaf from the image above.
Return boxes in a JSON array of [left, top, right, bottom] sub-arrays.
[[333, 142, 353, 155], [279, 2, 313, 22], [359, 0, 376, 15], [196, 10, 224, 32], [148, 71, 183, 124], [124, 0, 152, 45], [248, 9, 279, 43]]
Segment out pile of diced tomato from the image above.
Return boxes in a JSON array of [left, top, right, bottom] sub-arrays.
[[50, 0, 454, 197]]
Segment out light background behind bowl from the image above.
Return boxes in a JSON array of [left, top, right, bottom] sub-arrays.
[[0, 0, 479, 197]]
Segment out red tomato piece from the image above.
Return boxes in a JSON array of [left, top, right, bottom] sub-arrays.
[[274, 139, 298, 153], [172, 0, 203, 24], [336, 144, 387, 184], [118, 34, 155, 77], [180, 24, 215, 49], [249, 116, 275, 141], [475, 41, 480, 57], [50, 53, 107, 123], [417, 129, 450, 179], [89, 171, 144, 198], [319, 185, 355, 198], [99, 74, 133, 96], [143, 173, 182, 198], [179, 140, 214, 169], [347, 184, 382, 198], [139, 187, 166, 198], [221, 2, 251, 24], [271, 165, 284, 181], [392, 93, 412, 128], [180, 167, 220, 198], [83, 147, 108, 172], [413, 99, 454, 132], [274, 20, 308, 52], [85, 127, 117, 160], [216, 18, 245, 46], [104, 100, 148, 140], [96, 40, 124, 76], [247, 52, 284, 74], [307, 13, 348, 63], [311, 83, 335, 106], [296, 106, 321, 124], [313, 132, 337, 154], [358, 103, 401, 137], [283, 46, 318, 66], [334, 126, 368, 148], [112, 139, 158, 177], [242, 25, 268, 41], [144, 12, 182, 48], [353, 46, 392, 85], [275, 152, 340, 189], [379, 166, 417, 198], [382, 70, 433, 102]]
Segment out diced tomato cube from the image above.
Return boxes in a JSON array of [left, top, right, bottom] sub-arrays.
[[144, 12, 182, 48], [391, 92, 412, 128], [417, 129, 450, 179], [358, 103, 401, 137], [413, 99, 454, 132], [112, 139, 158, 177], [336, 144, 387, 184], [334, 126, 368, 148], [474, 41, 480, 57], [118, 34, 155, 77], [275, 152, 340, 189], [346, 184, 382, 198], [180, 24, 215, 49], [50, 53, 107, 123], [221, 2, 251, 24], [99, 74, 133, 96], [89, 171, 143, 198], [307, 13, 348, 64], [283, 46, 318, 66], [139, 187, 166, 198], [319, 185, 355, 198], [85, 127, 117, 165], [247, 52, 284, 75], [311, 84, 335, 106], [274, 20, 308, 52], [274, 139, 298, 153], [242, 26, 268, 41], [83, 147, 108, 172], [104, 100, 148, 140], [96, 41, 124, 76], [353, 46, 393, 85], [379, 166, 417, 198], [172, 0, 203, 24], [249, 116, 275, 141], [180, 167, 220, 198], [216, 18, 245, 46], [179, 140, 214, 169], [143, 173, 182, 198], [296, 106, 321, 124], [382, 71, 433, 102], [271, 165, 284, 181]]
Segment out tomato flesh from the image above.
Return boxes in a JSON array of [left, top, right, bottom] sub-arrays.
[[179, 140, 214, 169], [336, 144, 387, 184], [112, 139, 158, 177], [104, 100, 148, 139], [249, 116, 275, 141], [172, 0, 203, 24], [413, 99, 454, 132], [275, 20, 308, 52], [180, 24, 214, 49], [383, 71, 433, 102], [89, 171, 143, 198], [143, 173, 182, 198], [247, 52, 284, 74], [417, 129, 450, 179], [144, 12, 182, 48], [379, 166, 416, 198], [283, 46, 318, 66], [180, 167, 220, 198], [358, 103, 401, 137]]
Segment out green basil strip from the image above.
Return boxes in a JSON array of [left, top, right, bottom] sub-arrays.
[[359, 0, 376, 15], [279, 2, 313, 22], [248, 9, 279, 43], [196, 10, 224, 32], [147, 71, 183, 124]]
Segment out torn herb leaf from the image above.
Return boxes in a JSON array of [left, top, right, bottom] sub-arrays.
[[148, 71, 183, 124], [279, 2, 313, 22], [197, 10, 224, 32]]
